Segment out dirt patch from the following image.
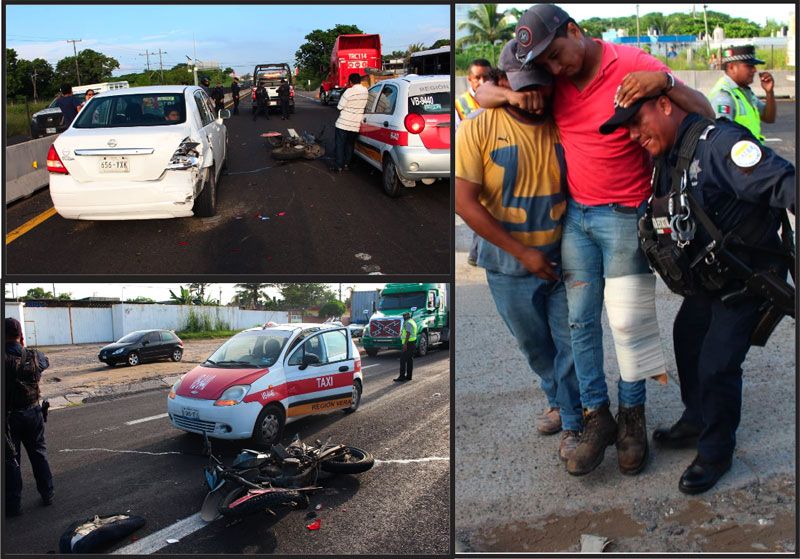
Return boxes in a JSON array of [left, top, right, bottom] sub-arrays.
[[463, 474, 795, 553], [38, 339, 224, 399]]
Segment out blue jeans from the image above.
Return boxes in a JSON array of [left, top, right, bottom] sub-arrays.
[[334, 127, 357, 170], [561, 199, 651, 410], [486, 270, 583, 431]]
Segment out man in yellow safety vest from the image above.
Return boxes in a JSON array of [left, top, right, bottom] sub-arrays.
[[394, 312, 417, 382], [708, 45, 776, 143]]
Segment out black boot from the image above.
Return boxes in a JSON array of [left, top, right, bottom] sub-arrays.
[[679, 455, 732, 494]]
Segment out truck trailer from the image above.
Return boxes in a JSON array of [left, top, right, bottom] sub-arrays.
[[320, 34, 382, 106]]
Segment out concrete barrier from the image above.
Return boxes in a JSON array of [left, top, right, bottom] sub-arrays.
[[5, 92, 235, 205], [455, 70, 796, 98]]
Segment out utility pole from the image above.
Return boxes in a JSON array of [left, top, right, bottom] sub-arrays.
[[67, 39, 82, 85], [636, 5, 641, 50], [703, 4, 711, 56], [157, 49, 167, 83], [31, 68, 38, 102], [139, 49, 151, 72]]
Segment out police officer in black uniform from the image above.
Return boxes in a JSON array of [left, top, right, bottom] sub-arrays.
[[5, 318, 54, 515], [231, 77, 241, 115], [199, 76, 211, 96], [210, 81, 225, 115], [252, 81, 270, 121], [277, 78, 291, 120], [600, 92, 795, 494]]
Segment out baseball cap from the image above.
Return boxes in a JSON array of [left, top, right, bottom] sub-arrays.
[[5, 317, 22, 338], [599, 95, 661, 135], [721, 45, 764, 65], [515, 4, 572, 66], [498, 39, 552, 91]]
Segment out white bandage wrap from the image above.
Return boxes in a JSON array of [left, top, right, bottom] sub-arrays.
[[604, 274, 666, 382]]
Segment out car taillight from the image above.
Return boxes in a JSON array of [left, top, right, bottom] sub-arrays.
[[404, 113, 425, 134], [46, 145, 69, 174], [167, 138, 201, 170]]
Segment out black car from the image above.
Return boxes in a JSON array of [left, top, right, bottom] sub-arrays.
[[98, 329, 184, 367]]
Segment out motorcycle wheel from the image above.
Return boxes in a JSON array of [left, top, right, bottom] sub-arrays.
[[266, 135, 284, 148], [320, 446, 375, 474], [271, 145, 305, 161], [218, 486, 304, 518]]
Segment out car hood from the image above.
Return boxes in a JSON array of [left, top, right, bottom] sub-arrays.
[[100, 342, 135, 352], [176, 365, 270, 400], [33, 107, 62, 118]]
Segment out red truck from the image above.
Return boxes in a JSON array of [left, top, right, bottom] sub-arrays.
[[320, 34, 382, 106]]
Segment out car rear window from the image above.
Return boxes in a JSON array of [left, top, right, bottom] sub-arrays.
[[73, 93, 186, 128], [407, 84, 450, 116]]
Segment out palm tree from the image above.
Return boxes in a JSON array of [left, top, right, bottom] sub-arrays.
[[234, 283, 270, 310], [457, 4, 515, 48], [169, 286, 193, 305]]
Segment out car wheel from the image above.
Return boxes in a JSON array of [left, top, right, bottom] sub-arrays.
[[365, 348, 379, 357], [382, 156, 403, 198], [416, 332, 429, 357], [344, 380, 362, 414], [252, 403, 285, 448], [127, 352, 140, 366], [193, 166, 217, 217], [171, 348, 183, 362]]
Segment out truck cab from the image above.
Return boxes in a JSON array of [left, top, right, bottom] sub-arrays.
[[320, 34, 382, 106], [361, 283, 449, 357]]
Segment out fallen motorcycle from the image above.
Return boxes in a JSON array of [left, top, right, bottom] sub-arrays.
[[200, 434, 374, 521], [261, 127, 326, 161]]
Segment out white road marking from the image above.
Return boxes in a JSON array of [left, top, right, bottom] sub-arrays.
[[125, 413, 169, 426], [362, 364, 380, 370], [374, 456, 449, 465], [764, 138, 782, 142], [60, 448, 182, 456], [112, 512, 208, 554]]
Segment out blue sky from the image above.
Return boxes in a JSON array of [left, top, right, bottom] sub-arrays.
[[6, 4, 450, 75]]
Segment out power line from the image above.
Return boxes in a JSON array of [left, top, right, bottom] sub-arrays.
[[138, 49, 151, 71]]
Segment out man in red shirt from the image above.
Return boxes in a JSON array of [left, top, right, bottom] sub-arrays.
[[476, 4, 714, 478]]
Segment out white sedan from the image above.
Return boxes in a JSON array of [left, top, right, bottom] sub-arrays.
[[47, 85, 229, 220]]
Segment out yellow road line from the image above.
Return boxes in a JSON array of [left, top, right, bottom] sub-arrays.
[[6, 207, 58, 245]]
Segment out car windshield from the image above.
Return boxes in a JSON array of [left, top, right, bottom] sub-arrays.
[[407, 84, 450, 115], [73, 93, 186, 128], [205, 330, 291, 368], [379, 292, 426, 310], [117, 331, 144, 343]]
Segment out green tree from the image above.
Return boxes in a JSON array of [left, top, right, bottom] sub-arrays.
[[22, 287, 52, 300], [17, 58, 56, 100], [294, 24, 363, 82], [234, 283, 270, 310], [429, 39, 451, 49], [169, 286, 193, 305], [319, 300, 346, 319], [5, 49, 23, 98], [275, 283, 337, 309], [55, 48, 120, 85], [457, 4, 514, 47], [125, 296, 155, 303], [56, 293, 72, 301]]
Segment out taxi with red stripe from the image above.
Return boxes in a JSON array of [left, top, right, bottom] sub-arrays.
[[355, 74, 450, 197], [167, 323, 363, 446]]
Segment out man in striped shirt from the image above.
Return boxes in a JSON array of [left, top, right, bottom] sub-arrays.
[[333, 73, 369, 172]]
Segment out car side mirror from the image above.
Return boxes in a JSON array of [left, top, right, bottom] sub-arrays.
[[298, 354, 320, 370], [219, 109, 231, 120]]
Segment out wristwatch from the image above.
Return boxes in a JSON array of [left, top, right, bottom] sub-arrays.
[[663, 72, 675, 94]]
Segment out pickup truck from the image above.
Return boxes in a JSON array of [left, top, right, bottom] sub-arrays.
[[251, 63, 294, 114]]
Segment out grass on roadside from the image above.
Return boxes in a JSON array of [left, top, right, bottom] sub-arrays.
[[6, 100, 49, 139], [176, 329, 240, 340]]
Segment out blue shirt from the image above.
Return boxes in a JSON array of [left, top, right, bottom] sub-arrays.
[[54, 95, 81, 127]]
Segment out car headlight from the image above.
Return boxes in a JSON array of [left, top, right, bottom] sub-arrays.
[[214, 385, 250, 407], [167, 138, 201, 170], [168, 378, 182, 400], [112, 348, 125, 355]]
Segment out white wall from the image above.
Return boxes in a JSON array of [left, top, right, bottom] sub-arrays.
[[4, 303, 288, 347]]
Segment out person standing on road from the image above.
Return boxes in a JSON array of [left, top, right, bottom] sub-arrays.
[[4, 318, 53, 516], [77, 89, 95, 112], [475, 4, 715, 478], [199, 76, 211, 96], [252, 81, 270, 121], [599, 91, 795, 494], [54, 84, 81, 128], [332, 73, 369, 172], [231, 77, 241, 115], [211, 81, 225, 115], [277, 78, 291, 120], [708, 45, 776, 143], [456, 40, 583, 463], [394, 312, 417, 382]]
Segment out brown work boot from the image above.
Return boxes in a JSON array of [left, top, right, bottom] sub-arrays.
[[616, 404, 649, 475], [566, 404, 617, 476], [535, 407, 562, 435], [559, 430, 580, 462]]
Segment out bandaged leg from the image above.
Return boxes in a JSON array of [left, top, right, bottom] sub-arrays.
[[604, 274, 666, 382]]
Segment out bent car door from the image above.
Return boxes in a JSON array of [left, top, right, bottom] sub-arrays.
[[283, 329, 356, 418]]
